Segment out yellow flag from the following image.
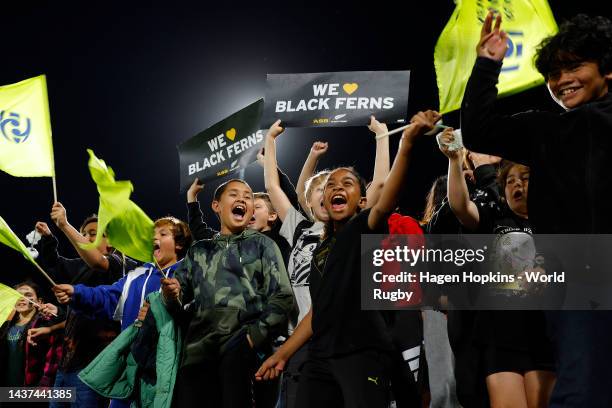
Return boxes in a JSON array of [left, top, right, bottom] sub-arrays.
[[84, 149, 154, 263], [0, 215, 37, 264], [434, 0, 558, 114], [0, 75, 54, 177], [0, 283, 22, 323]]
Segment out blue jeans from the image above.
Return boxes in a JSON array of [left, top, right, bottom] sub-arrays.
[[49, 369, 108, 408]]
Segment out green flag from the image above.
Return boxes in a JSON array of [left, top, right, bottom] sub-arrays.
[[0, 215, 37, 264], [0, 283, 23, 323], [0, 75, 55, 177], [84, 149, 154, 263], [434, 0, 558, 114]]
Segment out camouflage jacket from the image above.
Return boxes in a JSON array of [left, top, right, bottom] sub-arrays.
[[169, 228, 293, 366]]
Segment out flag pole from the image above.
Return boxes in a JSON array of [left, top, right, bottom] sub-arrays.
[[31, 260, 57, 287], [375, 121, 448, 140], [154, 259, 168, 279], [52, 175, 58, 203], [19, 294, 58, 317], [155, 259, 182, 306], [375, 123, 411, 140]]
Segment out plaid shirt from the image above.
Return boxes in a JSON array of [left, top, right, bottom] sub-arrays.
[[1, 313, 62, 386], [36, 328, 63, 387]]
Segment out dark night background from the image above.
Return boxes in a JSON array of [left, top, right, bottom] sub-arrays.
[[1, 2, 609, 299]]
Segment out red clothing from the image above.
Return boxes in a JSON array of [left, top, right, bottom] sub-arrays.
[[1, 313, 62, 386], [381, 213, 424, 306]]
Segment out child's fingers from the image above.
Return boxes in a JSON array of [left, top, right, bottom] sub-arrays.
[[440, 134, 454, 144], [481, 10, 493, 36], [255, 362, 270, 379], [499, 31, 509, 47], [493, 12, 502, 32], [478, 32, 497, 52]]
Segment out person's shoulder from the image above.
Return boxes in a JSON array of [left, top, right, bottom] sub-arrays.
[[191, 234, 221, 249], [347, 208, 375, 232], [125, 263, 152, 279], [249, 230, 278, 247], [286, 205, 308, 226]]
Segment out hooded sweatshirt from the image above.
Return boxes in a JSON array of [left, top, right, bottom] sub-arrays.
[[168, 228, 293, 367]]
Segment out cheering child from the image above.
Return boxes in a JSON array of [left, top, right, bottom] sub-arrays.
[[162, 178, 293, 408], [256, 110, 440, 408]]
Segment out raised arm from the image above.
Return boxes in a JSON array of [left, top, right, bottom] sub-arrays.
[[439, 129, 480, 230], [186, 178, 217, 241], [461, 11, 540, 164], [50, 202, 110, 271], [264, 120, 292, 221], [366, 116, 390, 209], [368, 110, 440, 230], [53, 276, 126, 321], [256, 148, 301, 212], [296, 141, 328, 217]]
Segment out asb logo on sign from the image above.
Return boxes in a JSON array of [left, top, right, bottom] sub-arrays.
[[0, 110, 31, 144], [501, 31, 524, 73]]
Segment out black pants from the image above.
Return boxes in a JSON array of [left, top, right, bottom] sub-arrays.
[[279, 344, 309, 408], [295, 350, 391, 408], [548, 311, 612, 408], [172, 337, 279, 408]]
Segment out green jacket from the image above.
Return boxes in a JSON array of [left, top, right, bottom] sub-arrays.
[[170, 228, 294, 366], [78, 292, 181, 408]]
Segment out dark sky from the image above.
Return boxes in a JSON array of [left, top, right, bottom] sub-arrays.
[[1, 1, 609, 294]]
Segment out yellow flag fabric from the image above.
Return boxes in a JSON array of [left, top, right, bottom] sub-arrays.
[[0, 215, 37, 265], [84, 149, 154, 263], [434, 0, 558, 114], [0, 75, 54, 177], [0, 283, 22, 323]]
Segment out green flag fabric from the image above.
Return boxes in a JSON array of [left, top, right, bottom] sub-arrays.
[[0, 215, 37, 264], [85, 149, 154, 263], [434, 0, 558, 114], [0, 75, 55, 177], [0, 283, 23, 323]]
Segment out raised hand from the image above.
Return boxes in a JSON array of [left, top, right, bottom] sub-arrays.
[[161, 278, 181, 301], [35, 222, 52, 236], [310, 141, 328, 158], [255, 148, 265, 168], [38, 303, 59, 318], [187, 178, 204, 203], [50, 202, 68, 229], [438, 128, 463, 160], [368, 115, 388, 136], [266, 120, 284, 140], [477, 10, 508, 61], [402, 110, 441, 145], [53, 284, 74, 304]]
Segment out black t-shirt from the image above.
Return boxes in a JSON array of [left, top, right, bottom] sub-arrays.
[[309, 208, 393, 358], [474, 201, 551, 353]]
